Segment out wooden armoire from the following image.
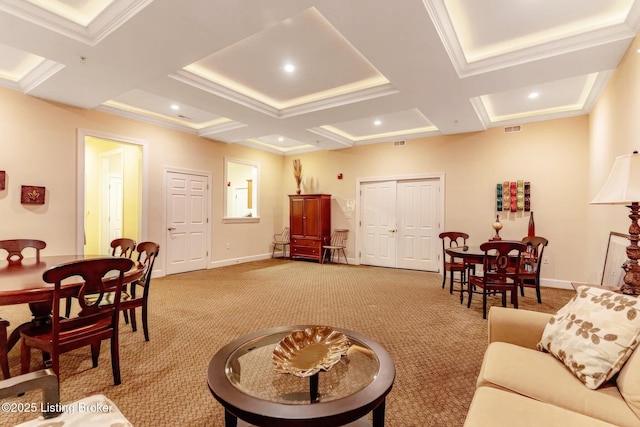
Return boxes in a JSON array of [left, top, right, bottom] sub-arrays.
[[289, 194, 331, 262]]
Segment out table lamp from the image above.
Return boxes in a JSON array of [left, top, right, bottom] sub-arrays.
[[591, 151, 640, 295]]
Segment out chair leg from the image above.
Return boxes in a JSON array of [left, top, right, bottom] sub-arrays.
[[123, 309, 130, 325], [0, 321, 10, 379], [91, 342, 101, 368], [111, 337, 121, 386], [130, 308, 138, 332], [449, 270, 454, 294], [536, 284, 542, 304], [341, 248, 348, 264], [482, 290, 488, 319], [441, 269, 446, 289], [65, 297, 72, 318], [20, 342, 31, 375], [142, 304, 149, 342]]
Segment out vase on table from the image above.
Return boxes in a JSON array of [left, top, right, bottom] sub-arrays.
[[528, 212, 536, 237]]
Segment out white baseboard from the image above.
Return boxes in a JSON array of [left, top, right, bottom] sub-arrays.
[[540, 278, 573, 290], [210, 253, 273, 268]]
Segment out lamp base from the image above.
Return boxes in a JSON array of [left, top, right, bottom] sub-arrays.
[[622, 261, 640, 295]]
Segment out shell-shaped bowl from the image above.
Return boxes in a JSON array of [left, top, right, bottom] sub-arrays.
[[272, 326, 351, 377]]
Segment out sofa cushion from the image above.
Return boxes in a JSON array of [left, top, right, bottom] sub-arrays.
[[537, 285, 640, 389], [464, 386, 621, 427], [478, 341, 640, 427], [618, 343, 640, 419]]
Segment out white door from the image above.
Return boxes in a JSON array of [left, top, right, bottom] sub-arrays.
[[396, 180, 439, 271], [166, 171, 208, 275], [108, 176, 124, 250], [360, 178, 440, 271], [361, 181, 397, 268]]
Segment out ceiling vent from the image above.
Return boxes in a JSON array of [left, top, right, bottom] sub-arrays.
[[504, 125, 522, 133], [393, 140, 407, 147], [177, 114, 193, 120]]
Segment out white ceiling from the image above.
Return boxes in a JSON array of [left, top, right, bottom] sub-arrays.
[[0, 0, 638, 154]]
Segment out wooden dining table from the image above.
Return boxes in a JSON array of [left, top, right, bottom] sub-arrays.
[[0, 255, 144, 355]]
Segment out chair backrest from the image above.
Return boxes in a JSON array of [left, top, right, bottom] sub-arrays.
[[110, 238, 136, 258], [330, 229, 349, 247], [521, 236, 549, 273], [280, 227, 290, 244], [0, 239, 46, 262], [479, 241, 527, 283], [439, 232, 468, 261], [133, 242, 160, 298], [42, 257, 133, 344]]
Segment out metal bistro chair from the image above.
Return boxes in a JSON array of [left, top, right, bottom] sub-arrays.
[[322, 229, 349, 264]]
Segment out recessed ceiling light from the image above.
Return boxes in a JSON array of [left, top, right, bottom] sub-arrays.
[[374, 120, 382, 126], [278, 137, 284, 142], [528, 92, 539, 99], [283, 63, 295, 73], [171, 104, 180, 111]]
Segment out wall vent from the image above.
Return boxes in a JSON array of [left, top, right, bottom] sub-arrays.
[[393, 140, 407, 147], [504, 125, 522, 133]]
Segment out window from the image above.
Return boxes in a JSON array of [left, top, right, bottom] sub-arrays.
[[224, 158, 259, 221]]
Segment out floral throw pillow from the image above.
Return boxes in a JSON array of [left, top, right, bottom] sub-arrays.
[[537, 285, 640, 389]]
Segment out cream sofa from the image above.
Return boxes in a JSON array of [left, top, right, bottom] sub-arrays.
[[464, 306, 640, 427]]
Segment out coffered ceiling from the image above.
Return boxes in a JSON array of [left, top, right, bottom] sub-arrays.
[[0, 0, 638, 154]]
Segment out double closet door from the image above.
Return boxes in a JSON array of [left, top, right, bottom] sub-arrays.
[[361, 178, 440, 271]]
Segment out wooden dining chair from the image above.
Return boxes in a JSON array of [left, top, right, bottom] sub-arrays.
[[518, 236, 549, 303], [120, 242, 159, 341], [439, 232, 469, 294], [20, 257, 134, 386], [0, 239, 46, 263], [322, 229, 349, 264], [468, 241, 527, 319], [110, 238, 136, 258], [64, 237, 136, 318]]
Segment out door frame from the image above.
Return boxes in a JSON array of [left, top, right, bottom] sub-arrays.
[[76, 129, 149, 254], [162, 166, 212, 274], [355, 172, 445, 267]]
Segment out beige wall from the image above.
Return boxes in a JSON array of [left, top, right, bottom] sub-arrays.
[[2, 32, 639, 284], [0, 87, 285, 274], [284, 116, 589, 284], [589, 34, 640, 284]]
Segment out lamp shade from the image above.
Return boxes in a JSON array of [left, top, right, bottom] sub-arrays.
[[591, 152, 640, 205]]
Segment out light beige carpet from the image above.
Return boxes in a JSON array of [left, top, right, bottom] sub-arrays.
[[2, 259, 573, 426]]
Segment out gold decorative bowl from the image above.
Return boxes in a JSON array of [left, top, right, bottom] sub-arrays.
[[272, 326, 351, 377]]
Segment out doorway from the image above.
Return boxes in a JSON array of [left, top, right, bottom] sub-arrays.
[[357, 174, 443, 271], [76, 129, 147, 256]]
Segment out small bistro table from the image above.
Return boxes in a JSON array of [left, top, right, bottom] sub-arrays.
[[207, 325, 395, 427]]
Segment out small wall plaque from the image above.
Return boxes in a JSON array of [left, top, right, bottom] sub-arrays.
[[21, 185, 45, 205], [0, 171, 5, 190]]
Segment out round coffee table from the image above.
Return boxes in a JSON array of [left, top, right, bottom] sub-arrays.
[[207, 325, 395, 427]]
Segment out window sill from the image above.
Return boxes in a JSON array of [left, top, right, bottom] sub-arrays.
[[222, 217, 260, 224]]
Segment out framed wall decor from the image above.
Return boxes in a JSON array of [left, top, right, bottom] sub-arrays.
[[0, 171, 5, 190], [21, 185, 45, 205], [601, 231, 630, 287]]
